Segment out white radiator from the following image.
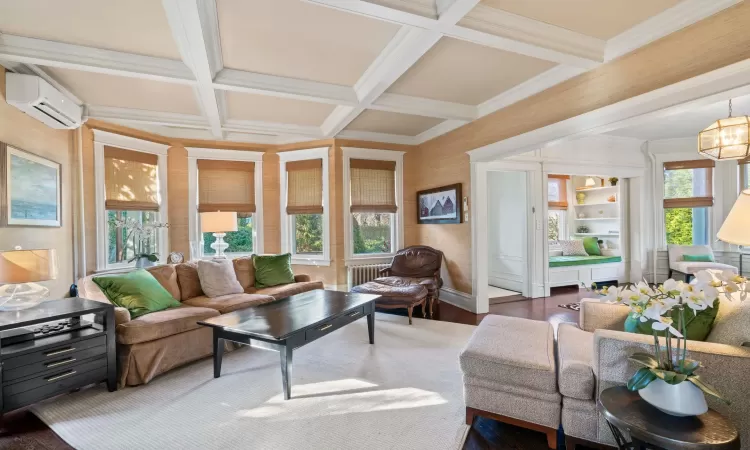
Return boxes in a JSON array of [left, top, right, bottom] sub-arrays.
[[347, 263, 390, 290]]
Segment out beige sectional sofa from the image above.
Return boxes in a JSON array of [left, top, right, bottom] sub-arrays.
[[79, 257, 323, 387]]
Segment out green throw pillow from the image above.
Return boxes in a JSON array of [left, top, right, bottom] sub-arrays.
[[93, 269, 181, 319], [624, 299, 719, 341], [683, 254, 714, 262], [253, 253, 295, 288], [582, 236, 601, 256]]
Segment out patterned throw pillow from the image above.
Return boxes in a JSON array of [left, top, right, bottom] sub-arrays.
[[559, 240, 588, 256]]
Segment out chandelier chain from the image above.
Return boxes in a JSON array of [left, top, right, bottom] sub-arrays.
[[729, 99, 733, 117]]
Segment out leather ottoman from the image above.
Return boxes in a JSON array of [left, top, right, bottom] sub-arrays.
[[351, 281, 428, 325], [372, 276, 439, 318]]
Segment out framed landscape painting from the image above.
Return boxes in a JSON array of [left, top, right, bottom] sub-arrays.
[[417, 183, 462, 224], [3, 145, 61, 227]]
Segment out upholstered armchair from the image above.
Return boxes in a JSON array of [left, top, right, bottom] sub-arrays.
[[667, 244, 738, 282], [376, 245, 444, 317]]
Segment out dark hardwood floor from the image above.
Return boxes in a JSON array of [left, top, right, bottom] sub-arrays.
[[0, 287, 591, 450]]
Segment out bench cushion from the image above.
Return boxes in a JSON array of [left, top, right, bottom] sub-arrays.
[[460, 315, 557, 394]]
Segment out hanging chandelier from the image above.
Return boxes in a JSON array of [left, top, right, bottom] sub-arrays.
[[698, 99, 750, 160]]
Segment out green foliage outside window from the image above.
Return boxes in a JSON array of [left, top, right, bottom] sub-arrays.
[[294, 214, 323, 254], [665, 208, 694, 245], [353, 213, 392, 254], [548, 212, 559, 241]]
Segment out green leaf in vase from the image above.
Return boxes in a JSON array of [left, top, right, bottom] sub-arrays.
[[627, 367, 657, 391], [628, 352, 659, 368], [688, 375, 730, 404]]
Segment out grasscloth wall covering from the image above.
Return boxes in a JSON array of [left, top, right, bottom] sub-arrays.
[[411, 1, 750, 295], [0, 69, 74, 297], [79, 122, 417, 288]]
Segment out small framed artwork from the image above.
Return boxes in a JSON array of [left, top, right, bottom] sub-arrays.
[[417, 183, 462, 224], [1, 144, 62, 227]]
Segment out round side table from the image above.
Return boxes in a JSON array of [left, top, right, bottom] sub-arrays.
[[597, 386, 740, 450]]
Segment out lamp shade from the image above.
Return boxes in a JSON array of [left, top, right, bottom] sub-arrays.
[[717, 190, 750, 246], [200, 211, 238, 233], [0, 249, 58, 283], [585, 177, 596, 187]]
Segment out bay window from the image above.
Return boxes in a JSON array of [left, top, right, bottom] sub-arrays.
[[663, 160, 713, 246], [279, 148, 329, 264]]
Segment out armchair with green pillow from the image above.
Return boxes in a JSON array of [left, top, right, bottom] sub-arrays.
[[78, 255, 322, 387], [667, 244, 738, 281], [557, 296, 750, 448]]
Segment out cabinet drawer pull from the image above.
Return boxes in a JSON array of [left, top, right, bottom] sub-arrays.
[[45, 358, 76, 368], [318, 324, 333, 331], [45, 347, 75, 357], [348, 311, 361, 317], [46, 370, 77, 382]]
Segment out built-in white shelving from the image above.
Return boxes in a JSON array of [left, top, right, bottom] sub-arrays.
[[574, 201, 618, 207], [573, 233, 620, 236], [569, 175, 622, 254], [574, 185, 618, 192], [575, 217, 618, 221]]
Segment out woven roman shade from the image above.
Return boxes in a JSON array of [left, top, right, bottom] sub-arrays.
[[349, 159, 397, 213], [104, 146, 159, 211], [286, 159, 323, 214], [663, 160, 714, 208], [198, 160, 255, 215], [548, 175, 569, 210]]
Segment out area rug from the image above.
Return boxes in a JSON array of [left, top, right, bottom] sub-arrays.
[[558, 302, 581, 311], [31, 313, 475, 450]]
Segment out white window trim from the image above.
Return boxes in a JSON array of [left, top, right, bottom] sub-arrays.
[[342, 147, 405, 266], [93, 130, 170, 272], [187, 147, 265, 260], [279, 147, 330, 266]]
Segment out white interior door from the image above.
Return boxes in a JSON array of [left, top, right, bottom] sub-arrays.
[[487, 171, 528, 294]]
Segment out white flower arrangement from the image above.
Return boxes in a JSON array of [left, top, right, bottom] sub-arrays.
[[595, 270, 747, 403]]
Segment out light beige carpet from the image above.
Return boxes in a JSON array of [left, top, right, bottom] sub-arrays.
[[32, 313, 475, 450]]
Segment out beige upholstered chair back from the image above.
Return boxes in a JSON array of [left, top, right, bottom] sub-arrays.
[[667, 244, 715, 265]]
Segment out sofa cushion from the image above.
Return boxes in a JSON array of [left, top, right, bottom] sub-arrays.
[[116, 305, 219, 345], [175, 262, 204, 300], [182, 293, 275, 314], [197, 259, 243, 298], [557, 324, 595, 400], [233, 256, 256, 292], [145, 264, 181, 300], [93, 269, 181, 319], [253, 253, 295, 288], [254, 281, 323, 299], [707, 294, 750, 345], [459, 315, 557, 394]]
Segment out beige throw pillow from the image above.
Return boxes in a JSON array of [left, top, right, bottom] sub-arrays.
[[196, 259, 243, 298], [559, 240, 588, 256]]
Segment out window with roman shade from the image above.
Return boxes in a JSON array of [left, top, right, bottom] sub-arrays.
[[104, 146, 160, 211], [663, 159, 714, 246], [349, 159, 397, 213], [739, 157, 750, 191], [548, 175, 569, 210], [197, 160, 255, 215], [286, 159, 323, 214]]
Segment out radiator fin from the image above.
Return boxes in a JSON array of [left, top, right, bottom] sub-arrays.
[[347, 264, 390, 290]]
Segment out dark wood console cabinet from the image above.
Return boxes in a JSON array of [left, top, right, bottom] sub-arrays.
[[0, 298, 116, 414]]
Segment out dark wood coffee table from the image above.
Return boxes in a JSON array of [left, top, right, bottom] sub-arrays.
[[198, 290, 379, 400]]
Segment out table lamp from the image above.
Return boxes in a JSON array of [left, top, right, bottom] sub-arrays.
[[200, 211, 237, 258], [0, 247, 58, 311], [718, 189, 750, 246]]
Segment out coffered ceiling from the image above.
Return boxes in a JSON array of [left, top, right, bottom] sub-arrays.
[[0, 0, 740, 145]]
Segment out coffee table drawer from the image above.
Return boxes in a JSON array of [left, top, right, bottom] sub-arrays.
[[335, 306, 366, 328], [305, 318, 338, 342]]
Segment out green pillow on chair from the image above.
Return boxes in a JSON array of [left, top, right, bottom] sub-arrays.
[[624, 299, 719, 341], [582, 236, 601, 256], [253, 253, 295, 288], [93, 269, 181, 319], [683, 254, 714, 262]]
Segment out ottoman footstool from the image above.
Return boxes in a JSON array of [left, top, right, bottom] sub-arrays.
[[351, 281, 428, 324], [460, 315, 561, 449]]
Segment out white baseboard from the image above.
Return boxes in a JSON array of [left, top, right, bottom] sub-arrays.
[[439, 287, 476, 313]]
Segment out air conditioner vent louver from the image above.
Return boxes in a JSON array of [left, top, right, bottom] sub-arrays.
[[5, 73, 82, 129], [34, 101, 76, 127]]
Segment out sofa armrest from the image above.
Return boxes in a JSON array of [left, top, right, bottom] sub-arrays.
[[294, 274, 311, 283], [113, 307, 131, 326], [579, 299, 630, 332], [593, 329, 750, 442]]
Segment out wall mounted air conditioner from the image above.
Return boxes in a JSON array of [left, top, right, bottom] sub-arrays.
[[5, 73, 83, 129]]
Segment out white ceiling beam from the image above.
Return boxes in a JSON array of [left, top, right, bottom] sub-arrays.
[[0, 34, 195, 84], [162, 0, 224, 138], [223, 118, 324, 138], [303, 0, 602, 67], [371, 92, 476, 120], [436, 0, 480, 25], [213, 68, 359, 106], [86, 106, 210, 129], [414, 119, 468, 144], [604, 0, 742, 61], [336, 130, 417, 145]]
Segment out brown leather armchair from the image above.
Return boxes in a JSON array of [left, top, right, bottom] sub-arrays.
[[376, 245, 444, 317]]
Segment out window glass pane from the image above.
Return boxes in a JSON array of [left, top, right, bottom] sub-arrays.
[[548, 180, 560, 203], [203, 216, 253, 255], [742, 164, 750, 191], [665, 207, 709, 245], [352, 213, 392, 254], [293, 214, 323, 255], [107, 210, 159, 264], [548, 211, 560, 241], [664, 168, 709, 199]]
